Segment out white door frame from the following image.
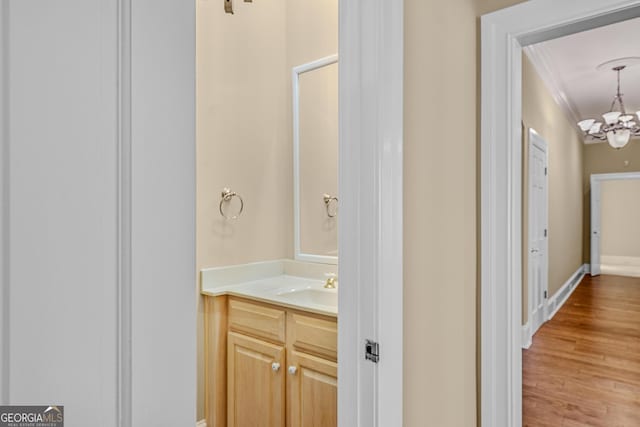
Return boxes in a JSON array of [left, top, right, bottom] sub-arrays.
[[338, 0, 403, 424], [590, 172, 640, 276], [527, 129, 548, 337], [481, 1, 640, 426], [126, 0, 404, 426]]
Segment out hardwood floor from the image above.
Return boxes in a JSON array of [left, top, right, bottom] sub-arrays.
[[523, 274, 640, 427]]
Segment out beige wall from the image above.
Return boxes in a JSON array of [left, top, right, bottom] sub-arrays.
[[585, 142, 640, 176], [404, 0, 526, 425], [197, 1, 291, 272], [521, 54, 585, 325], [600, 179, 640, 258], [196, 0, 337, 420], [583, 142, 640, 262], [196, 1, 289, 418]]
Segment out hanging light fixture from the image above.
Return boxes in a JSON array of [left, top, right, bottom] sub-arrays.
[[577, 65, 640, 149]]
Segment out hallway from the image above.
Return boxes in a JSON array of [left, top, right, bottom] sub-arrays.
[[523, 274, 640, 426]]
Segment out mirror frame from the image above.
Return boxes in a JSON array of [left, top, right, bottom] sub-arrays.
[[292, 54, 339, 264]]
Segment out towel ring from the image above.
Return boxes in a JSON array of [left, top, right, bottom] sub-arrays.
[[323, 193, 338, 218], [220, 187, 244, 220]]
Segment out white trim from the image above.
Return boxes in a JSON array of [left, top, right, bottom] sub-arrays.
[[590, 172, 640, 276], [521, 323, 532, 349], [293, 55, 338, 75], [591, 172, 640, 181], [524, 264, 588, 349], [0, 0, 9, 405], [339, 0, 403, 424], [292, 55, 339, 265], [546, 264, 587, 321], [601, 266, 640, 277], [481, 2, 640, 426], [196, 420, 207, 427], [117, 0, 132, 425], [527, 129, 549, 336], [601, 256, 640, 277], [523, 45, 581, 127]]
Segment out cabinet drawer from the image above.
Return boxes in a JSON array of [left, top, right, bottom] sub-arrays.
[[228, 297, 286, 343], [288, 312, 337, 361]]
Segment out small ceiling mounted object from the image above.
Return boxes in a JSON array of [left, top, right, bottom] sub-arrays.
[[577, 64, 640, 149], [595, 57, 640, 71]]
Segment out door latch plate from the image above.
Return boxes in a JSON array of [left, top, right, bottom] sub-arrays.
[[365, 339, 379, 363]]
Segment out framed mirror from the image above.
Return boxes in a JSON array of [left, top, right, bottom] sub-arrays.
[[292, 55, 338, 264]]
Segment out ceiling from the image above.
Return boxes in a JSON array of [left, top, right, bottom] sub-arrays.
[[524, 16, 640, 137]]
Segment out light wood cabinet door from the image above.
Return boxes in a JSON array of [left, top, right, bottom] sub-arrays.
[[227, 332, 286, 427], [287, 350, 337, 427]]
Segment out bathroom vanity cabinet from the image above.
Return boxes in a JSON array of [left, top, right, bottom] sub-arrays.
[[204, 295, 337, 427]]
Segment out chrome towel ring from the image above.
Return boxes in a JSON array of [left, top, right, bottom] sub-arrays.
[[220, 187, 244, 220], [323, 193, 338, 218]]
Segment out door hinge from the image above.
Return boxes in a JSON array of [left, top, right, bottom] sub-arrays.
[[544, 229, 547, 237], [544, 167, 547, 175], [365, 339, 379, 363], [544, 290, 548, 299]]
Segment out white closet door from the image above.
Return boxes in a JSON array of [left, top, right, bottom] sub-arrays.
[[528, 130, 548, 335]]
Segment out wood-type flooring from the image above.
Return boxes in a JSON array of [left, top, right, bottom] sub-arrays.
[[523, 274, 640, 426]]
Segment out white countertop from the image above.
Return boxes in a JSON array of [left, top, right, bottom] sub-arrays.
[[200, 260, 338, 317]]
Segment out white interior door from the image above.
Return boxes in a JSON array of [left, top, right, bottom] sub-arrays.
[[590, 178, 601, 276], [528, 130, 548, 335]]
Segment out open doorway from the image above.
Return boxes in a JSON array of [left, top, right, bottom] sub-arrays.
[[518, 17, 640, 423], [194, 0, 403, 426], [481, 1, 640, 426], [195, 2, 340, 424], [591, 172, 640, 276]]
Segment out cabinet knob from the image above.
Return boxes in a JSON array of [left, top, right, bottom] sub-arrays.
[[271, 362, 281, 372], [288, 365, 298, 375]]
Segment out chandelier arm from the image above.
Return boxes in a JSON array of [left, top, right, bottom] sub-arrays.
[[609, 96, 618, 113], [619, 96, 627, 115], [586, 132, 607, 141]]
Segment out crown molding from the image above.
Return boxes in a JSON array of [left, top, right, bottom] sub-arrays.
[[524, 44, 584, 132]]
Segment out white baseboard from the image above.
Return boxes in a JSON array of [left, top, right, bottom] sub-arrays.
[[601, 256, 640, 277], [196, 420, 207, 427], [546, 263, 587, 321], [521, 322, 532, 349]]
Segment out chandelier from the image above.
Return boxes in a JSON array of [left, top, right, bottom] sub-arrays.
[[577, 65, 640, 149]]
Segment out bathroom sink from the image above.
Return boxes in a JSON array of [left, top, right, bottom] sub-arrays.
[[277, 288, 337, 307]]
